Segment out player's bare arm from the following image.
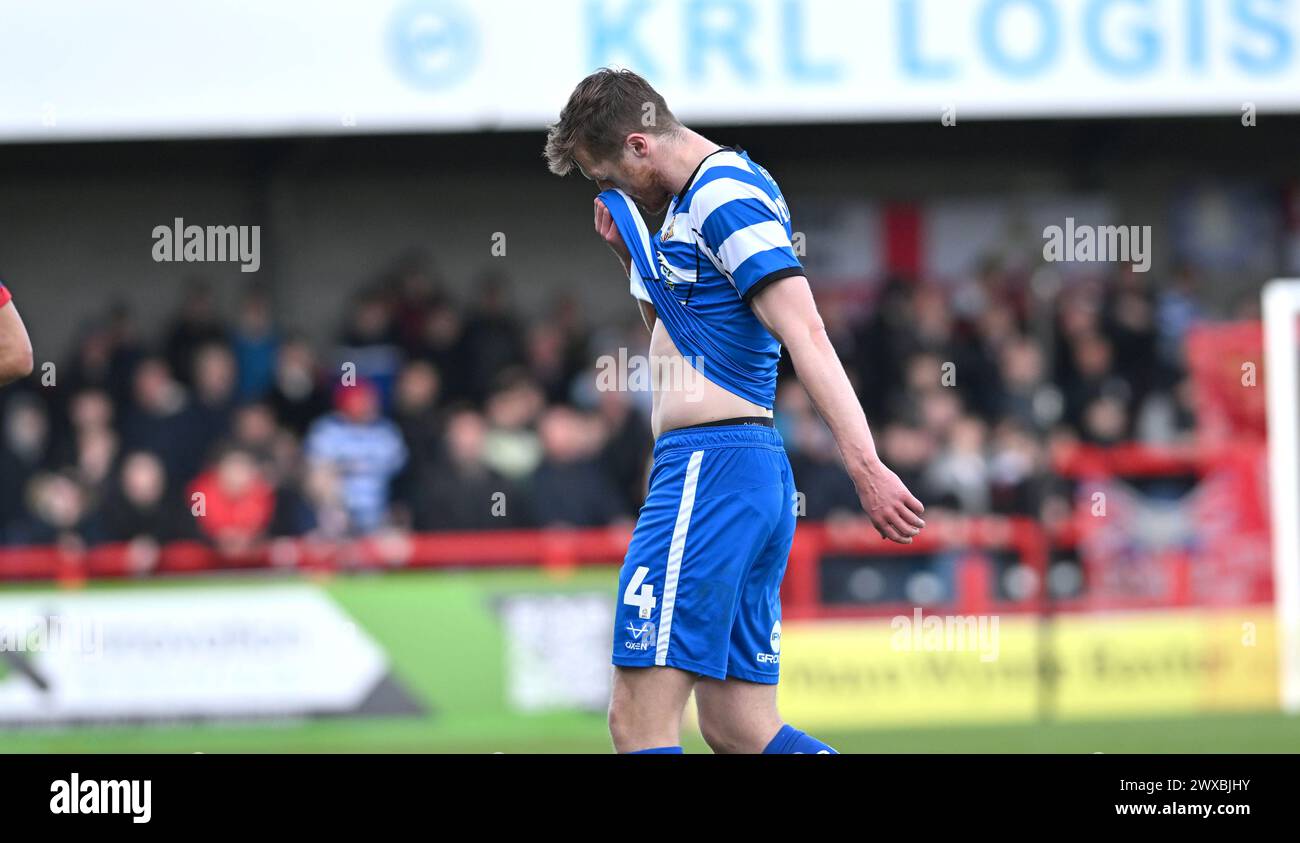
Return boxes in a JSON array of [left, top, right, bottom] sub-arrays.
[[0, 284, 35, 386], [749, 274, 925, 544]]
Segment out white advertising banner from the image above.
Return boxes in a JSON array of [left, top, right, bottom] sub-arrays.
[[0, 585, 399, 723], [3, 0, 1299, 142]]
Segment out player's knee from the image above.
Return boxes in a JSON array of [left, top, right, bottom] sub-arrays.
[[697, 710, 772, 754], [607, 692, 655, 752], [607, 696, 634, 751], [697, 716, 741, 754]]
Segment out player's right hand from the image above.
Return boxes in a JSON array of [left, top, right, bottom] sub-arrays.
[[594, 198, 632, 272]]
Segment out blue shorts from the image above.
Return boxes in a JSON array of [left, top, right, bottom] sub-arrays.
[[612, 422, 797, 684]]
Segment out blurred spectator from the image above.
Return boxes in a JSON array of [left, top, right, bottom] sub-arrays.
[[336, 292, 404, 405], [393, 360, 443, 468], [927, 416, 991, 514], [300, 462, 353, 540], [119, 357, 204, 485], [787, 410, 860, 520], [7, 471, 101, 548], [230, 402, 282, 468], [412, 407, 530, 530], [391, 360, 444, 522], [1, 395, 53, 536], [462, 273, 525, 402], [304, 381, 407, 534], [102, 451, 193, 543], [526, 322, 572, 404], [164, 280, 228, 386], [595, 388, 652, 516], [232, 288, 281, 401], [188, 446, 275, 556], [71, 424, 119, 499], [66, 388, 115, 435], [191, 343, 239, 459], [413, 304, 473, 405], [268, 338, 331, 436], [987, 421, 1056, 518], [1062, 333, 1132, 434], [481, 372, 544, 481], [530, 406, 626, 527], [387, 253, 442, 353], [997, 338, 1063, 433], [63, 304, 146, 411]]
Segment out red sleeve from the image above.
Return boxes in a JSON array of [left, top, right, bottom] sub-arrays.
[[0, 284, 10, 309]]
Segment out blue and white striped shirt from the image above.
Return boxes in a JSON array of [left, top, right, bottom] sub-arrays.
[[304, 414, 408, 533], [608, 147, 802, 409]]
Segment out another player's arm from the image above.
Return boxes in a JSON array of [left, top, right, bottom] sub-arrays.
[[749, 276, 925, 544], [0, 284, 34, 386]]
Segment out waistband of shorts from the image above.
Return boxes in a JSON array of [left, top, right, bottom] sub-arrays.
[[653, 418, 784, 456]]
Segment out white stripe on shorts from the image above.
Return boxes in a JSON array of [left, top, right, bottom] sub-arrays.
[[656, 449, 704, 666]]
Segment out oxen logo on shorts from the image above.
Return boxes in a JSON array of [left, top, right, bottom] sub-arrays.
[[625, 621, 655, 652]]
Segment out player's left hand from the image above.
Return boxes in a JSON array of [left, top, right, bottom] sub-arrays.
[[855, 460, 926, 544]]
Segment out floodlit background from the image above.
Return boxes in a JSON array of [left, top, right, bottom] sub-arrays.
[[1, 0, 1299, 752]]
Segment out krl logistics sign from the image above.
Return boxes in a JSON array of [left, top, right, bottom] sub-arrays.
[[1, 0, 1298, 141]]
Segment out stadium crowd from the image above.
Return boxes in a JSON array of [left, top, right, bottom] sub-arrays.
[[0, 255, 1215, 556]]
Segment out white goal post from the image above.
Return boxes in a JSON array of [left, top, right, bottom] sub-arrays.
[[1265, 279, 1300, 714]]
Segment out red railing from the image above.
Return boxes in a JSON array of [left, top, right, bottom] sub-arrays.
[[0, 515, 1050, 620], [0, 443, 1269, 617]]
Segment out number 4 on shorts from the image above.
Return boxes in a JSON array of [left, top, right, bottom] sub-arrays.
[[624, 565, 656, 620]]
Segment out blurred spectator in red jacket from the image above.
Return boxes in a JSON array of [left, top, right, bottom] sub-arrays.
[[188, 446, 275, 557]]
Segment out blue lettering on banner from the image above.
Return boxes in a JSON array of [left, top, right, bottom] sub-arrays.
[[579, 0, 1296, 88], [782, 0, 842, 83], [1186, 0, 1209, 70], [900, 0, 958, 79], [1231, 0, 1292, 73], [587, 0, 660, 78], [686, 0, 759, 82], [978, 0, 1061, 77], [1084, 0, 1161, 76]]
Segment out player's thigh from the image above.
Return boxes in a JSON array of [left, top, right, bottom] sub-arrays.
[[726, 470, 796, 685], [694, 675, 779, 719], [609, 665, 698, 721]]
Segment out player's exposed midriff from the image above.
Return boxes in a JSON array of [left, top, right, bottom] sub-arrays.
[[647, 317, 773, 439]]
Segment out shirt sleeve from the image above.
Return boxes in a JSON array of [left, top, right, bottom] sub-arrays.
[[596, 189, 655, 304], [692, 179, 803, 302]]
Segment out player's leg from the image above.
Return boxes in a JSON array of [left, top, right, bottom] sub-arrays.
[[695, 677, 838, 754], [609, 426, 783, 752], [698, 445, 839, 754], [608, 441, 717, 753], [608, 665, 697, 753], [694, 675, 782, 753]]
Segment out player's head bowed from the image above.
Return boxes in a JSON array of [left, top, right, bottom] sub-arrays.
[[544, 67, 683, 214]]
